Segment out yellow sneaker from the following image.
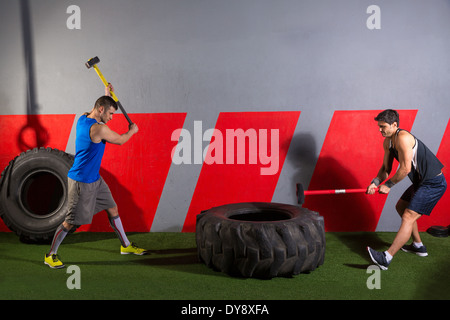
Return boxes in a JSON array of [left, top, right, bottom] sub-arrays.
[[120, 242, 149, 255], [44, 254, 65, 269]]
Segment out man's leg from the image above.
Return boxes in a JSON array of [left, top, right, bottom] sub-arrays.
[[368, 208, 422, 270], [47, 221, 73, 255], [106, 206, 130, 248], [396, 199, 422, 244], [45, 177, 80, 268], [44, 221, 74, 269], [387, 208, 422, 257], [106, 206, 149, 255]]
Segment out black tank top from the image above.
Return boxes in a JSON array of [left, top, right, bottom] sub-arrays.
[[389, 129, 443, 184]]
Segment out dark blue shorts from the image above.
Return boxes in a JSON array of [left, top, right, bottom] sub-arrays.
[[400, 173, 447, 216]]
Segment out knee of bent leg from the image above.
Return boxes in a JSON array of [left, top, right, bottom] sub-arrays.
[[62, 221, 72, 230], [106, 206, 119, 218], [401, 209, 420, 223]]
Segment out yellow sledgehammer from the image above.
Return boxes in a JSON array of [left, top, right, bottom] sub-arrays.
[[85, 56, 133, 125]]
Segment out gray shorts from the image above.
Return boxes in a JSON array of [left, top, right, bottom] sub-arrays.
[[65, 177, 117, 225]]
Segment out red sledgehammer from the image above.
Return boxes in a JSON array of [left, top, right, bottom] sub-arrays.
[[296, 183, 378, 205]]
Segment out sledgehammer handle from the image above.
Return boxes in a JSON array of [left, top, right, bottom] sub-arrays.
[[92, 65, 133, 125], [304, 188, 378, 195], [116, 101, 133, 125], [92, 65, 116, 98]]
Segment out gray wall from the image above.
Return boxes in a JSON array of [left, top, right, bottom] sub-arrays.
[[1, 0, 449, 231]]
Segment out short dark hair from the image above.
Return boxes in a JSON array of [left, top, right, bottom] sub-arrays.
[[94, 96, 118, 111], [374, 109, 399, 127]]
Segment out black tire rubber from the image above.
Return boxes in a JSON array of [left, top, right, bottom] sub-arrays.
[[0, 147, 74, 243], [196, 202, 325, 279]]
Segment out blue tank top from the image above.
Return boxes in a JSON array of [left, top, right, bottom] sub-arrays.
[[68, 115, 106, 183]]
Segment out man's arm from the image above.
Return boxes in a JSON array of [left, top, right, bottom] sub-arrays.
[[91, 123, 138, 145], [367, 139, 394, 194], [376, 132, 414, 194], [105, 83, 114, 97], [382, 132, 413, 186], [378, 138, 395, 181]]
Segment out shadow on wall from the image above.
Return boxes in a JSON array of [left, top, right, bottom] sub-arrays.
[[76, 168, 147, 232], [18, 0, 49, 151], [288, 133, 318, 204]]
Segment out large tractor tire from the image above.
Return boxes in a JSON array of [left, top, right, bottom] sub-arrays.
[[196, 202, 325, 279], [0, 147, 74, 243]]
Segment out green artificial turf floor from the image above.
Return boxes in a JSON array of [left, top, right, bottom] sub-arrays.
[[0, 231, 449, 300]]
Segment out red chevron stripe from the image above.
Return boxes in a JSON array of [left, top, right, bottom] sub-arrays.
[[181, 111, 300, 232], [418, 118, 450, 231]]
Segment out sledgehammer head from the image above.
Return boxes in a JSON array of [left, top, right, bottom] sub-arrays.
[[296, 183, 305, 205], [85, 56, 100, 69]]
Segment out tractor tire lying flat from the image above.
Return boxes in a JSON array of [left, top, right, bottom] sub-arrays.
[[196, 202, 325, 279]]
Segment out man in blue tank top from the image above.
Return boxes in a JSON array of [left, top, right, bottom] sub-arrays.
[[44, 84, 148, 269], [366, 109, 446, 270]]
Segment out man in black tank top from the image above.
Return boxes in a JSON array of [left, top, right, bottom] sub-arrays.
[[366, 109, 446, 270]]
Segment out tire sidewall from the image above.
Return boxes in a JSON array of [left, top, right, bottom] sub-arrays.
[[0, 149, 73, 239]]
